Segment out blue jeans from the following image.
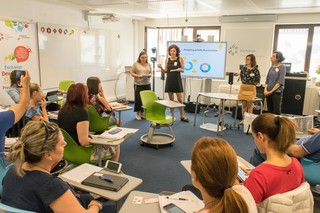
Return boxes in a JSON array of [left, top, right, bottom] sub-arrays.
[[250, 147, 266, 167]]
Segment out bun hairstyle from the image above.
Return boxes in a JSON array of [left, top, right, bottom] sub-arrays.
[[8, 121, 60, 177], [168, 44, 180, 57], [273, 51, 286, 63], [191, 137, 249, 213], [251, 113, 297, 153]]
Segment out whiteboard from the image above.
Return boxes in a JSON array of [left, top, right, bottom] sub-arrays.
[[38, 23, 121, 89]]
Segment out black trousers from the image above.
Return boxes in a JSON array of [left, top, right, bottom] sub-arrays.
[[266, 92, 283, 115], [134, 84, 151, 112]]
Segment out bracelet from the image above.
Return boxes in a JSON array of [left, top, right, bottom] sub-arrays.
[[88, 203, 102, 212]]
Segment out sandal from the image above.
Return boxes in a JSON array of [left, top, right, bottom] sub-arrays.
[[180, 117, 189, 123]]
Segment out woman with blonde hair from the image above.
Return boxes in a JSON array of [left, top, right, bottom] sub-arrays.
[[244, 113, 304, 203], [2, 121, 104, 212], [191, 137, 257, 213]]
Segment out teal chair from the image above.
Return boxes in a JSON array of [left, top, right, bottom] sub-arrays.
[[0, 158, 13, 196], [301, 157, 320, 186], [60, 128, 94, 165], [87, 105, 110, 133], [140, 90, 175, 149], [0, 202, 36, 213]]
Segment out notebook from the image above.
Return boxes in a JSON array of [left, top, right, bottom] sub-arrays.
[[81, 172, 129, 192], [46, 90, 59, 102]]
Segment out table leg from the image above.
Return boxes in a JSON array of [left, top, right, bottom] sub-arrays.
[[234, 100, 239, 127], [221, 100, 225, 136], [217, 100, 222, 135], [193, 94, 201, 126], [118, 111, 122, 127]]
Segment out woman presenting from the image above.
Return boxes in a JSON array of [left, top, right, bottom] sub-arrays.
[[264, 51, 286, 115], [238, 54, 260, 124], [158, 44, 188, 122], [130, 51, 151, 120]]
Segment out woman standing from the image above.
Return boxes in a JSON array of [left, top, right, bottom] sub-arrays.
[[130, 51, 151, 120], [6, 70, 24, 104], [191, 137, 257, 213], [244, 113, 305, 204], [158, 44, 188, 122], [238, 54, 260, 124], [264, 51, 286, 115]]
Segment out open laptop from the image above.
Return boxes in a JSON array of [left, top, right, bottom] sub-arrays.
[[81, 172, 129, 192], [46, 90, 59, 102]]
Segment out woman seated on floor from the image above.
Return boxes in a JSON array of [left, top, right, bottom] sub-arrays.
[[244, 113, 305, 204], [86, 76, 118, 126], [58, 83, 120, 162], [191, 137, 257, 213], [2, 120, 105, 212]]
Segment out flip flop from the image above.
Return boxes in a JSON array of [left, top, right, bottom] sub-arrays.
[[180, 117, 189, 122]]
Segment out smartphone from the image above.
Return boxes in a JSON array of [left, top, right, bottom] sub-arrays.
[[104, 160, 122, 173], [237, 166, 248, 182], [108, 128, 122, 135], [15, 70, 26, 81], [163, 203, 186, 213]]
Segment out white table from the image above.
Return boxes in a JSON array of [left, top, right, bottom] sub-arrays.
[[193, 92, 262, 135], [119, 191, 160, 213], [155, 100, 185, 123], [113, 105, 133, 127], [60, 163, 142, 212]]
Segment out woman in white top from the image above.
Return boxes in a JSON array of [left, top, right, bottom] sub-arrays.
[[191, 137, 257, 213], [130, 51, 151, 120]]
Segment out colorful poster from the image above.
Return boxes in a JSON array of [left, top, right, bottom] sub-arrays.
[[0, 20, 39, 105]]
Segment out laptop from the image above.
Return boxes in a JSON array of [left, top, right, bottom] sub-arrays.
[[46, 90, 59, 102], [81, 172, 129, 192]]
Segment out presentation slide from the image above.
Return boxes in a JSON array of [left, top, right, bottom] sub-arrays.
[[167, 41, 227, 79]]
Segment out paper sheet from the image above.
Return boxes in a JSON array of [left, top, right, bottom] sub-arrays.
[[98, 127, 138, 140], [60, 164, 101, 183], [5, 137, 19, 148], [158, 191, 204, 213]]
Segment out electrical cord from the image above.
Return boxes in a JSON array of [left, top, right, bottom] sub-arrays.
[[114, 71, 127, 104]]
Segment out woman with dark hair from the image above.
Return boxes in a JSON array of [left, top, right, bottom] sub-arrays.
[[238, 54, 260, 124], [264, 51, 286, 115], [6, 70, 24, 104], [191, 137, 257, 213], [130, 51, 151, 120], [2, 120, 104, 212], [244, 113, 304, 203], [158, 44, 188, 122], [58, 83, 120, 162], [86, 77, 117, 126]]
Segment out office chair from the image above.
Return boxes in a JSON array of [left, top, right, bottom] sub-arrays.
[[301, 157, 320, 195], [88, 105, 113, 133], [140, 90, 175, 149], [60, 128, 94, 165], [0, 202, 36, 213], [0, 158, 13, 196], [58, 80, 75, 105]]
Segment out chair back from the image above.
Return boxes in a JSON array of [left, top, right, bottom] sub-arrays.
[[60, 128, 93, 165], [140, 90, 166, 121], [0, 158, 13, 196], [301, 157, 320, 186], [258, 182, 313, 213], [87, 105, 110, 133], [58, 80, 75, 92], [0, 202, 36, 213]]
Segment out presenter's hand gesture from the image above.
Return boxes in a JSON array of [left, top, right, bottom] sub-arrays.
[[20, 70, 31, 88]]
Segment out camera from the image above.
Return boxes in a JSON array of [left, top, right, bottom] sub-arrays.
[[15, 70, 26, 81], [104, 160, 122, 173]]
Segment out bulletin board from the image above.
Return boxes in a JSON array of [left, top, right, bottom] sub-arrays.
[[0, 20, 39, 93], [38, 23, 121, 89]]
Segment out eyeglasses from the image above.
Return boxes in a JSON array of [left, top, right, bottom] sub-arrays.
[[41, 120, 56, 151]]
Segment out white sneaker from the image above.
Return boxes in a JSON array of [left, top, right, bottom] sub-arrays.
[[136, 114, 141, 120]]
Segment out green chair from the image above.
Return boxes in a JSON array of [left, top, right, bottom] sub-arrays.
[[140, 90, 175, 149], [88, 105, 111, 133], [58, 80, 75, 104], [60, 128, 93, 165]]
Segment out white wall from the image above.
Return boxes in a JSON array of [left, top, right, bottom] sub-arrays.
[[0, 0, 134, 101]]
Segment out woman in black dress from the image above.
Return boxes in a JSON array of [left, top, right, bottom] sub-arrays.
[[158, 44, 188, 122]]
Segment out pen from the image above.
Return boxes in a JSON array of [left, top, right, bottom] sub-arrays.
[[166, 196, 188, 201], [99, 175, 113, 183]]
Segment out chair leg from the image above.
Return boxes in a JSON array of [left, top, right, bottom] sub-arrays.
[[146, 123, 156, 143], [168, 126, 175, 139]]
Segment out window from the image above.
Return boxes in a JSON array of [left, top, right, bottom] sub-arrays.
[[274, 24, 320, 77]]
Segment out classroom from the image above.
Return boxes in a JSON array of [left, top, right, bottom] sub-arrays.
[[0, 0, 320, 212]]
